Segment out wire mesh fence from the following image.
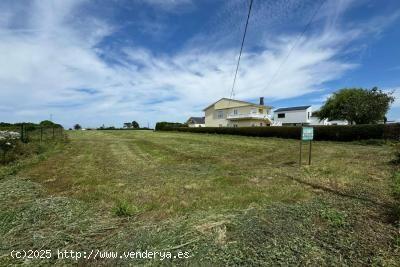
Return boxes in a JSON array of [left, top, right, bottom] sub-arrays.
[[0, 124, 65, 164], [0, 124, 64, 143]]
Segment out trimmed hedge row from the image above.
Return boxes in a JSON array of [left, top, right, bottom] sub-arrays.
[[97, 127, 152, 131], [155, 122, 187, 131], [160, 124, 400, 141]]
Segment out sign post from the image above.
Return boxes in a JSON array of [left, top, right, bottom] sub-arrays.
[[300, 127, 314, 166]]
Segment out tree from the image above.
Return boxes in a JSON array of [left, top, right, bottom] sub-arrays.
[[40, 120, 55, 127], [318, 87, 394, 124], [40, 120, 62, 128], [132, 121, 139, 129], [74, 124, 82, 130]]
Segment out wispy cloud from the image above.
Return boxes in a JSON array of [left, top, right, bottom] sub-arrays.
[[140, 0, 194, 12]]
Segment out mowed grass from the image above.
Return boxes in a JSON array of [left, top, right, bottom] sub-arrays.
[[1, 130, 399, 265], [19, 130, 395, 218]]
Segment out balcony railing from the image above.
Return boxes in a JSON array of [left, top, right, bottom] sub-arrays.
[[227, 113, 267, 120]]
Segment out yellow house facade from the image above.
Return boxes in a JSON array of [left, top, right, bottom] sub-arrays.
[[203, 98, 272, 127]]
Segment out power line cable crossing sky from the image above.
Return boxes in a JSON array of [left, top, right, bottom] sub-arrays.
[[229, 0, 254, 100]]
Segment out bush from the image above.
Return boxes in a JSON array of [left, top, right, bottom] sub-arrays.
[[155, 122, 186, 131], [97, 127, 152, 131], [162, 124, 400, 142], [0, 131, 21, 163], [113, 200, 139, 217], [175, 126, 300, 139], [320, 208, 348, 227], [314, 124, 386, 141]]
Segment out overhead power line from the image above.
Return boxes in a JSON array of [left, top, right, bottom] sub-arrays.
[[263, 0, 326, 92], [229, 0, 254, 100]]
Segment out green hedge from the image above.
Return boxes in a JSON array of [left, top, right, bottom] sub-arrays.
[[155, 122, 187, 131], [160, 124, 400, 141]]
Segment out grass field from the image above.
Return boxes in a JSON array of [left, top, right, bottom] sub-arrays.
[[1, 130, 399, 265]]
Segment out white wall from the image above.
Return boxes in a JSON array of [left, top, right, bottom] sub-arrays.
[[326, 120, 349, 125], [273, 107, 312, 124], [309, 116, 328, 126], [309, 116, 348, 126], [188, 123, 205, 128]]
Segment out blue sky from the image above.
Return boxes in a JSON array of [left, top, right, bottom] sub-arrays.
[[0, 0, 399, 128]]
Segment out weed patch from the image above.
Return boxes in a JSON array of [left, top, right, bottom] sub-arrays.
[[319, 208, 348, 227], [113, 200, 139, 217]]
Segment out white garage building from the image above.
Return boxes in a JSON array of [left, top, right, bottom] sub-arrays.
[[273, 106, 348, 126]]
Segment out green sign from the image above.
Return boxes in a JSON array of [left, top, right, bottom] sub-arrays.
[[301, 127, 314, 141]]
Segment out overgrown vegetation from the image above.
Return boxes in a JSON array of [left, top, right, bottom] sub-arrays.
[[113, 200, 139, 217], [0, 130, 399, 265], [318, 87, 394, 124], [0, 122, 65, 165], [155, 121, 187, 131]]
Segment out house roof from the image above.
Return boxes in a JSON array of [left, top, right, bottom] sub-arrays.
[[203, 98, 272, 111], [187, 117, 205, 124], [274, 105, 311, 113]]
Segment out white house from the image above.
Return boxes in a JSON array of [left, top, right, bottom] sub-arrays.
[[186, 117, 205, 127], [273, 106, 348, 126], [273, 106, 312, 126]]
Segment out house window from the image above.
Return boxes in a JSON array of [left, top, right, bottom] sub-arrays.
[[260, 122, 263, 126], [278, 113, 285, 118], [217, 110, 224, 119], [233, 109, 238, 115], [233, 124, 238, 128]]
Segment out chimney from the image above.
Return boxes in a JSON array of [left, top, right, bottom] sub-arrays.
[[259, 97, 264, 105]]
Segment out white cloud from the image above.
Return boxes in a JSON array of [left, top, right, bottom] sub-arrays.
[[141, 0, 193, 11], [387, 88, 400, 108], [0, 0, 397, 128]]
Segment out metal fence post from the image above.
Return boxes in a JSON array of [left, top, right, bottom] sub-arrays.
[[20, 124, 24, 141]]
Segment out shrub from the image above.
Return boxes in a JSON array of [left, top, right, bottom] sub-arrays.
[[113, 200, 138, 217], [320, 208, 348, 227], [175, 126, 300, 139], [155, 122, 186, 131], [0, 131, 21, 163], [163, 124, 400, 142], [313, 124, 386, 141]]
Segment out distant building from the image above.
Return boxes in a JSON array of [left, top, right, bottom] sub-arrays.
[[186, 117, 205, 127], [273, 106, 312, 126], [273, 106, 348, 126], [203, 97, 272, 127]]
